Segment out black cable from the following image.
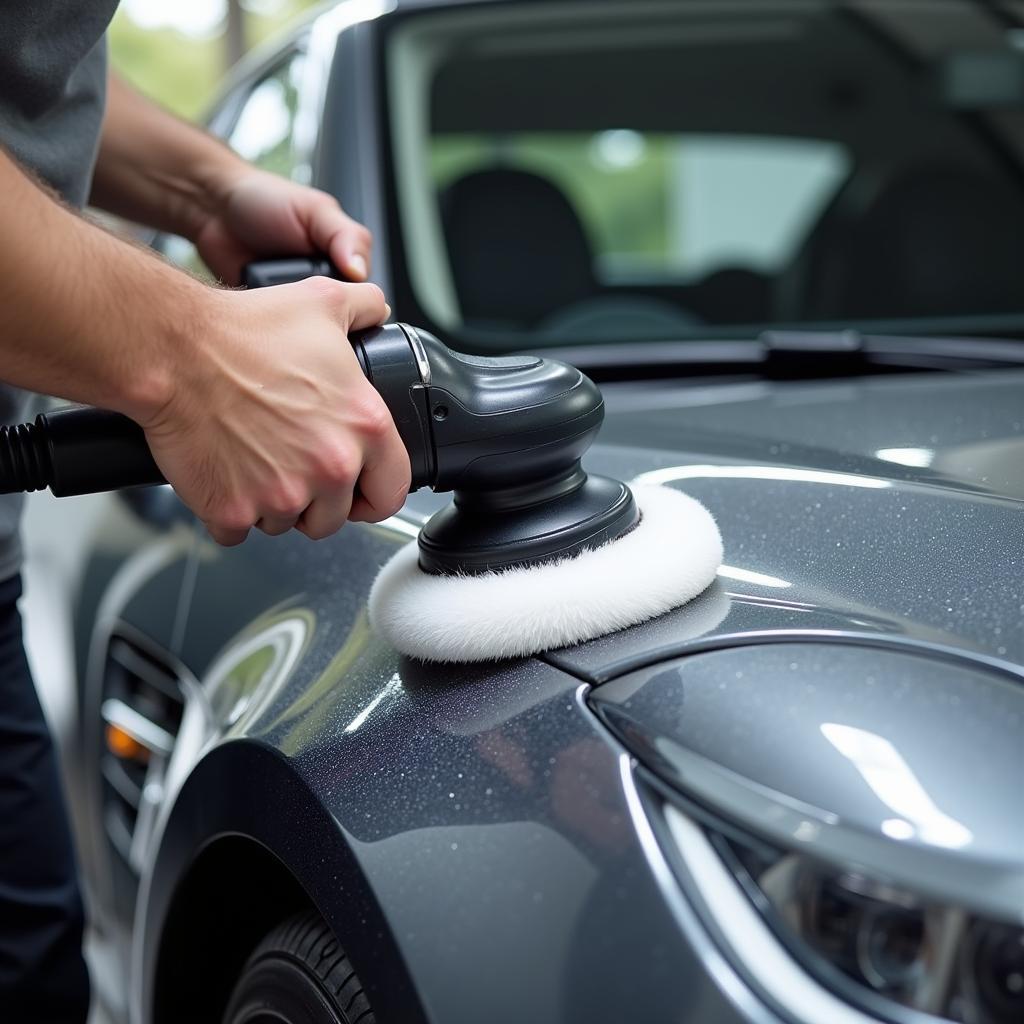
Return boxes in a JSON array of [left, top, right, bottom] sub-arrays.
[[0, 408, 163, 497], [0, 420, 51, 493]]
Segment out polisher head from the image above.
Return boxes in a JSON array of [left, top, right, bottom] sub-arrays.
[[346, 321, 722, 661], [368, 484, 723, 663], [417, 470, 639, 575]]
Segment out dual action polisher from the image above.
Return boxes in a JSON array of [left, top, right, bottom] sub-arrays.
[[0, 264, 721, 662]]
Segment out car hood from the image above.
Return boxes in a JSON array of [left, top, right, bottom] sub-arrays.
[[537, 367, 1024, 918], [505, 367, 1024, 680], [599, 366, 1024, 498]]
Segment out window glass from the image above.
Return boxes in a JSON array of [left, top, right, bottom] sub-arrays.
[[158, 52, 306, 280], [228, 54, 306, 177], [431, 133, 850, 283], [389, 0, 1024, 349]]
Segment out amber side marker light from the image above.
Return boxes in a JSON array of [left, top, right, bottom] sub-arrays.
[[105, 722, 150, 763]]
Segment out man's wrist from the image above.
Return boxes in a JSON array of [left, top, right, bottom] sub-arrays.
[[92, 76, 253, 244], [174, 150, 248, 242], [112, 273, 220, 426]]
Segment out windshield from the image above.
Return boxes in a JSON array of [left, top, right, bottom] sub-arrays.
[[384, 0, 1024, 352]]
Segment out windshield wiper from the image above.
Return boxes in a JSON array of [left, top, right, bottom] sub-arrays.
[[761, 329, 867, 377], [532, 331, 1024, 382]]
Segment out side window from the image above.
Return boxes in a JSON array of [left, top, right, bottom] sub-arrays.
[[158, 51, 306, 278], [227, 53, 307, 178]]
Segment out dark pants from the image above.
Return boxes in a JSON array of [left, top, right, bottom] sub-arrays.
[[0, 574, 90, 1022]]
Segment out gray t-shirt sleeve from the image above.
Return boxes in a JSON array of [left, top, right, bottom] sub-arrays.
[[0, 2, 118, 205], [0, 1, 120, 578]]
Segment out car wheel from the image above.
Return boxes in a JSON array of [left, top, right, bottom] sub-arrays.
[[223, 909, 375, 1024]]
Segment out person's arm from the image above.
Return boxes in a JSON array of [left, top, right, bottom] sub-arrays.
[[0, 150, 409, 544], [90, 74, 371, 284]]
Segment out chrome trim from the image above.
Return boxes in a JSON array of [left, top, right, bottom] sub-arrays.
[[297, 0, 396, 184], [372, 514, 422, 540], [107, 640, 182, 703], [100, 699, 175, 758], [664, 804, 881, 1024], [81, 534, 192, 941], [399, 322, 433, 385], [104, 805, 134, 864], [101, 758, 142, 809]]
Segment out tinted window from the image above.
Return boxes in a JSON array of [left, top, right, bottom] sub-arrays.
[[388, 0, 1024, 349], [432, 132, 849, 283]]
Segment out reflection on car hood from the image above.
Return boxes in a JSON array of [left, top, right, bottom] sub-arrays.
[[598, 367, 1024, 497], [529, 368, 1024, 679]]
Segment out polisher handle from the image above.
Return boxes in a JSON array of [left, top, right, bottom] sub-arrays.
[[0, 336, 425, 499], [0, 324, 411, 497], [0, 260, 606, 508], [0, 259, 418, 497], [241, 258, 336, 288]]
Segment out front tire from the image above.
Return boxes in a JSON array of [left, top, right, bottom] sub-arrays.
[[223, 909, 375, 1024]]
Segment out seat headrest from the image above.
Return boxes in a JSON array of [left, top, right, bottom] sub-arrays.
[[440, 168, 595, 326]]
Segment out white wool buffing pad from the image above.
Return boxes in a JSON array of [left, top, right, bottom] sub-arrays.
[[368, 484, 723, 663]]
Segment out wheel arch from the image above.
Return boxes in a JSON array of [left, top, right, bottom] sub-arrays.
[[152, 834, 312, 1024], [138, 738, 427, 1024]]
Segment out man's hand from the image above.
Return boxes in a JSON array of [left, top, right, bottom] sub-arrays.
[[91, 77, 372, 286], [193, 167, 373, 286], [139, 277, 410, 546], [81, 77, 406, 544], [1, 150, 408, 544]]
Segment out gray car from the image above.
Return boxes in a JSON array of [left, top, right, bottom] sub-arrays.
[[68, 2, 1024, 1023]]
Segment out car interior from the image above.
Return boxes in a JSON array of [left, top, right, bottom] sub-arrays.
[[386, 0, 1024, 346]]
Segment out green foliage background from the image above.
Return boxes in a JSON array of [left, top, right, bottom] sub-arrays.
[[109, 1, 322, 120], [108, 2, 675, 270], [432, 135, 672, 272]]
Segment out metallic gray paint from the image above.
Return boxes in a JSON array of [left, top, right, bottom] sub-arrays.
[[547, 369, 1024, 682], [592, 643, 1024, 921], [102, 367, 1023, 1022], [71, 1, 1024, 1018], [134, 524, 778, 1023]]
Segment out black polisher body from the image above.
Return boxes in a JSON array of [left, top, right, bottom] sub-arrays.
[[0, 322, 638, 575], [353, 324, 639, 575]]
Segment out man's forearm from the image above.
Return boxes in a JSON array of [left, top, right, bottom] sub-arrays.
[[89, 75, 245, 241], [0, 149, 205, 420], [0, 144, 404, 545]]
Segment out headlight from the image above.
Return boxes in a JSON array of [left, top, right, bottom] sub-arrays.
[[592, 642, 1024, 1022], [719, 833, 1024, 1024]]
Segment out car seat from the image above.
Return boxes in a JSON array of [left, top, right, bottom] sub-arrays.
[[440, 167, 597, 327], [792, 163, 1024, 321], [440, 167, 705, 337]]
